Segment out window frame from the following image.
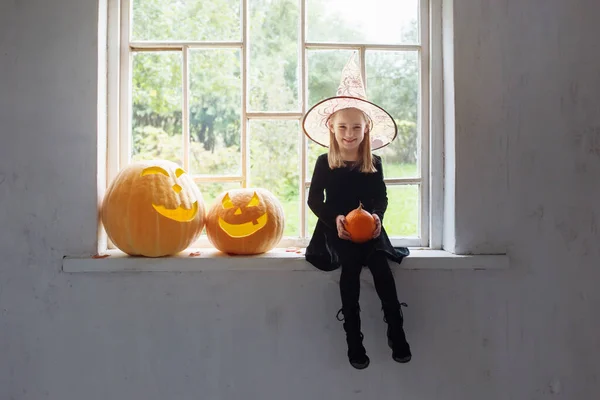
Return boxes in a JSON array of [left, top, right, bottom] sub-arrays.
[[105, 0, 443, 250]]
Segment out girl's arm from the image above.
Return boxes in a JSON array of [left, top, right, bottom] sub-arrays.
[[371, 156, 388, 222], [307, 156, 337, 230]]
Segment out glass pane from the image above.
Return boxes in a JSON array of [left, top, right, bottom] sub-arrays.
[[132, 0, 241, 41], [368, 51, 419, 178], [132, 52, 182, 165], [189, 49, 242, 176], [306, 140, 327, 182], [249, 120, 300, 237], [249, 0, 299, 111], [306, 0, 418, 44], [385, 185, 419, 237], [307, 49, 355, 107], [198, 181, 243, 236], [306, 184, 419, 238]]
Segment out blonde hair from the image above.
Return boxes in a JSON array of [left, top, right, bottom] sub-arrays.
[[327, 108, 377, 173]]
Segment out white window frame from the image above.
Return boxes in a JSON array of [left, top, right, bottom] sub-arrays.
[[105, 0, 443, 250]]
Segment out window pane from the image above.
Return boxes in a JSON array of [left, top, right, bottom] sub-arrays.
[[132, 0, 241, 41], [249, 120, 299, 237], [132, 52, 182, 165], [385, 185, 419, 237], [307, 49, 355, 107], [306, 0, 418, 44], [306, 140, 326, 182], [368, 51, 419, 178], [189, 49, 242, 176], [249, 0, 299, 111]]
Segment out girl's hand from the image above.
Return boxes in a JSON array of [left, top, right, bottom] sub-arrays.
[[336, 215, 351, 240], [372, 214, 382, 238]]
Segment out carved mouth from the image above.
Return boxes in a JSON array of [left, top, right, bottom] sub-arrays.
[[152, 201, 199, 222], [218, 213, 268, 238]]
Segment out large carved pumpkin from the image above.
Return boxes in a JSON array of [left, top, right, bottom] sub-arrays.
[[101, 160, 205, 257], [345, 202, 376, 243], [205, 188, 285, 254]]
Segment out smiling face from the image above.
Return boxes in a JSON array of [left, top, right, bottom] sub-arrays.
[[329, 108, 369, 157], [206, 188, 285, 255], [217, 191, 268, 238], [141, 166, 199, 222]]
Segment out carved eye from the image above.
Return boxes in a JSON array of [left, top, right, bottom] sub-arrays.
[[141, 166, 169, 177], [175, 168, 185, 177], [247, 192, 260, 207], [222, 193, 235, 209]]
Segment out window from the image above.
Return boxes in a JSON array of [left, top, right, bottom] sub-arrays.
[[106, 0, 439, 249]]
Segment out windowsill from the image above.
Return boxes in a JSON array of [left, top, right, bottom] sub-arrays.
[[62, 248, 509, 273]]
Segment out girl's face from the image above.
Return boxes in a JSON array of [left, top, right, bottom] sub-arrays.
[[329, 108, 369, 154]]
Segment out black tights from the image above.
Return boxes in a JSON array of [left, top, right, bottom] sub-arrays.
[[339, 251, 400, 312]]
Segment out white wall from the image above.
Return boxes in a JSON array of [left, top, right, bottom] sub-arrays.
[[1, 0, 599, 399]]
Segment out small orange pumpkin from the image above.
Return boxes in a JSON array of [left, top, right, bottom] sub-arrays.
[[101, 160, 205, 257], [345, 202, 376, 243], [205, 188, 284, 255]]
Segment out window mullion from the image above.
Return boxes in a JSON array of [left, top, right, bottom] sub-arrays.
[[241, 0, 249, 188], [429, 0, 444, 250], [300, 0, 307, 238], [107, 0, 121, 185], [182, 46, 190, 172], [306, 43, 421, 51], [246, 112, 304, 119], [119, 0, 132, 170], [130, 41, 243, 50], [418, 0, 431, 247], [304, 178, 422, 187], [359, 46, 366, 91]]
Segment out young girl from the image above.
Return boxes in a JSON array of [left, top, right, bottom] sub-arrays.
[[302, 55, 411, 370]]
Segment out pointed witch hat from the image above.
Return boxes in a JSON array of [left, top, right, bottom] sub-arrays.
[[301, 52, 397, 150]]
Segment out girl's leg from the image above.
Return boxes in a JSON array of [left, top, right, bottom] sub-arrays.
[[339, 261, 362, 310], [338, 261, 370, 369], [366, 251, 401, 307], [366, 251, 412, 363]]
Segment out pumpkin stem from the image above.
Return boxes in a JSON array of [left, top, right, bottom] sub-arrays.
[[358, 201, 363, 210]]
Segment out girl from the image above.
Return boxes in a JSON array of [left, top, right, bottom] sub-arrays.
[[302, 54, 411, 370]]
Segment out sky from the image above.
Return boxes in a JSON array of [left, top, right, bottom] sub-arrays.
[[320, 0, 418, 43]]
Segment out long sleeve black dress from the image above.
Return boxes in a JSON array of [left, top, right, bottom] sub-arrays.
[[305, 153, 410, 271]]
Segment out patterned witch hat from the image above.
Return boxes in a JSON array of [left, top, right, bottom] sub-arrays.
[[302, 52, 397, 150]]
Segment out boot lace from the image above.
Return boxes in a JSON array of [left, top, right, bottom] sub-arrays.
[[336, 304, 362, 321], [382, 302, 408, 323]]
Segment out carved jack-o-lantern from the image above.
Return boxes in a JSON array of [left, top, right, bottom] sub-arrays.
[[205, 188, 284, 255], [101, 160, 205, 257]]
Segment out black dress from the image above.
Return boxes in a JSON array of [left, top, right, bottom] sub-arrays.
[[305, 153, 410, 271]]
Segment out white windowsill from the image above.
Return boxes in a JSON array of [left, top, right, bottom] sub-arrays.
[[62, 248, 509, 273]]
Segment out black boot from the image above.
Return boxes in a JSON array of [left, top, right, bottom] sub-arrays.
[[336, 307, 370, 369], [383, 302, 412, 363]]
